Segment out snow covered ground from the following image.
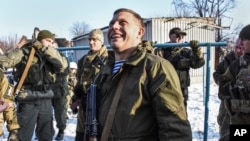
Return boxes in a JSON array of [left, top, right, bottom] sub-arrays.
[[188, 82, 220, 141], [0, 82, 220, 141]]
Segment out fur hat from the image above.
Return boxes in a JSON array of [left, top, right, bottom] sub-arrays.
[[89, 29, 104, 43], [239, 24, 250, 40], [37, 30, 55, 41]]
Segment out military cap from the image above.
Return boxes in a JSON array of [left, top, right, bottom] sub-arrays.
[[37, 30, 55, 41], [169, 27, 187, 36]]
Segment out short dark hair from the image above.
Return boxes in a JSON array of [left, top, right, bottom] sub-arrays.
[[113, 8, 145, 28]]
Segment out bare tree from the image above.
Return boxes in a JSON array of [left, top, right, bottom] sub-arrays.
[[172, 0, 236, 40], [69, 21, 90, 37], [172, 0, 235, 18], [172, 0, 236, 67], [172, 0, 193, 17], [0, 34, 20, 53]]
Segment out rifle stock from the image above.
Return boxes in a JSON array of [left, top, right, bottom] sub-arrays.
[[11, 27, 40, 96]]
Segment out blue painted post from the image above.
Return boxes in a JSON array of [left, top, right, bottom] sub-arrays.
[[204, 43, 211, 141], [57, 42, 227, 141]]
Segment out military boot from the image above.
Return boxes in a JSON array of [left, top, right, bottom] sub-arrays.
[[8, 129, 19, 141], [55, 129, 64, 140]]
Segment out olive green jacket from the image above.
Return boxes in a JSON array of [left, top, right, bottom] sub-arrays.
[[96, 44, 192, 141]]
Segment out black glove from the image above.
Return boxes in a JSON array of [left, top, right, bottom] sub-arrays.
[[190, 40, 203, 58], [189, 40, 199, 50]]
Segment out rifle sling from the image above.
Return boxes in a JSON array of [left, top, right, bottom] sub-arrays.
[[13, 47, 35, 95], [100, 70, 129, 141]]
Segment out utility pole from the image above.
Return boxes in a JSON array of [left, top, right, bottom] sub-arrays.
[[214, 0, 221, 68]]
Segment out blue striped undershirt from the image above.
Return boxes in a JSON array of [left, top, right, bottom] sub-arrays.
[[113, 60, 127, 74]]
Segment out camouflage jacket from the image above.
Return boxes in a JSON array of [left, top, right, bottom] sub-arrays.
[[213, 51, 237, 99], [74, 45, 109, 99], [155, 46, 205, 88], [0, 42, 68, 99], [220, 54, 250, 99], [68, 72, 77, 90], [96, 43, 192, 141]]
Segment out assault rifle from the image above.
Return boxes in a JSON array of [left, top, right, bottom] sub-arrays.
[[84, 83, 98, 141], [84, 55, 106, 141]]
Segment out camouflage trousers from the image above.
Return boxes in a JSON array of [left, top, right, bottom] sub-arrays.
[[66, 90, 74, 113], [0, 105, 20, 136], [217, 101, 230, 141]]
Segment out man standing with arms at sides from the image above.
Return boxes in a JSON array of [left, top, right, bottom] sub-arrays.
[[0, 29, 68, 141], [71, 29, 109, 141], [154, 27, 205, 108], [0, 68, 19, 141], [94, 8, 192, 141], [213, 38, 243, 141]]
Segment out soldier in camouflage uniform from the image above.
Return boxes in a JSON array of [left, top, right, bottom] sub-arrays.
[[71, 29, 109, 141], [0, 29, 68, 141], [95, 8, 192, 141], [220, 24, 250, 125], [154, 27, 205, 108], [65, 62, 77, 117], [213, 38, 243, 141], [0, 68, 19, 141]]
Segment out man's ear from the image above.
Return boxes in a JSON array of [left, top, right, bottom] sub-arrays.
[[137, 28, 145, 38]]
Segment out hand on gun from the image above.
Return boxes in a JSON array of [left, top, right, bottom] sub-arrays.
[[70, 99, 81, 114]]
